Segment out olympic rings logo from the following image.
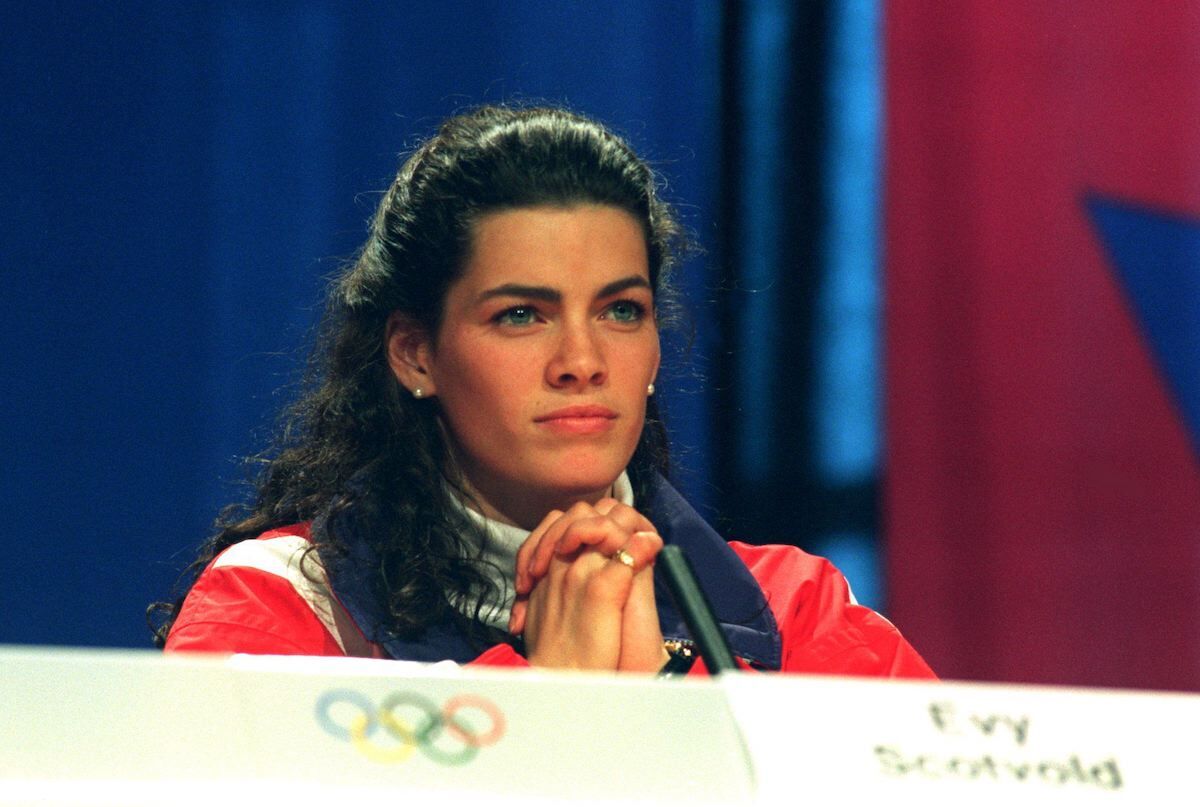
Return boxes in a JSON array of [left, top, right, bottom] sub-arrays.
[[315, 689, 506, 765]]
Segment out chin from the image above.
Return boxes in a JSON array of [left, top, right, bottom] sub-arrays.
[[537, 465, 623, 499], [545, 474, 618, 498]]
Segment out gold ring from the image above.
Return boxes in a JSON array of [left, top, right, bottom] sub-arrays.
[[612, 548, 636, 568]]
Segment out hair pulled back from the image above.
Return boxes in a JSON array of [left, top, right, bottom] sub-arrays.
[[151, 105, 685, 647]]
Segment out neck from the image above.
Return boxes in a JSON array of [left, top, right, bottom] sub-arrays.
[[456, 473, 614, 532]]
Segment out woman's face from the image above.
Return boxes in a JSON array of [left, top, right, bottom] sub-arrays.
[[391, 204, 660, 528]]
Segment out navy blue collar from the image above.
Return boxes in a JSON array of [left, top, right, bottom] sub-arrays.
[[644, 477, 782, 669], [320, 474, 782, 670]]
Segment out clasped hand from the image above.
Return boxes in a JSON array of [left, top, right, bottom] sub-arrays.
[[508, 499, 668, 673]]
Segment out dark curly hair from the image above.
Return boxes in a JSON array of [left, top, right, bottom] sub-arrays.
[[149, 105, 686, 648]]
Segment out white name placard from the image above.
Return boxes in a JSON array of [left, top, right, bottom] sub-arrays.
[[722, 672, 1199, 805]]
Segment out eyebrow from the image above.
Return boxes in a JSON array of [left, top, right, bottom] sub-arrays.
[[476, 275, 652, 304]]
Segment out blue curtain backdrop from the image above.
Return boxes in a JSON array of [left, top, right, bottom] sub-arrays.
[[2, 1, 882, 649], [716, 0, 884, 605], [1, 2, 721, 647]]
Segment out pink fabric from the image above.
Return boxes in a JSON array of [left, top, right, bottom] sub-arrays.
[[885, 3, 1200, 689]]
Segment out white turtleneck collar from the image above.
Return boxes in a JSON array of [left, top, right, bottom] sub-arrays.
[[446, 472, 635, 631]]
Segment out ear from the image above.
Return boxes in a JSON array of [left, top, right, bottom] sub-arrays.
[[385, 311, 437, 398]]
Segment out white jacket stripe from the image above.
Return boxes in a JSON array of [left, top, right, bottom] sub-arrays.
[[212, 536, 347, 654]]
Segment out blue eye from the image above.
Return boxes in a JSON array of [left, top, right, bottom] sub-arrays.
[[605, 300, 645, 323], [496, 306, 537, 326]]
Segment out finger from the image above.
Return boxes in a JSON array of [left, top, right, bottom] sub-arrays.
[[551, 515, 630, 562], [533, 502, 658, 576], [508, 596, 528, 635], [523, 552, 575, 650], [529, 501, 598, 577], [611, 529, 664, 574], [592, 497, 622, 516], [581, 550, 639, 614], [617, 556, 668, 672], [524, 550, 624, 669], [539, 549, 584, 631], [515, 508, 564, 594], [591, 504, 659, 559], [593, 499, 657, 535], [522, 578, 546, 650]]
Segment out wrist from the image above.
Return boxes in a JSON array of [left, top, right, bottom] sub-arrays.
[[657, 639, 697, 678]]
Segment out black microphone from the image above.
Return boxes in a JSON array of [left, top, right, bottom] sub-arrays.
[[658, 545, 739, 674]]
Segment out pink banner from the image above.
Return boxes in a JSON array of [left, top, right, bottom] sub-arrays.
[[884, 3, 1200, 689]]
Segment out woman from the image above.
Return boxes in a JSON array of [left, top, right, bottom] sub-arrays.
[[154, 105, 933, 678]]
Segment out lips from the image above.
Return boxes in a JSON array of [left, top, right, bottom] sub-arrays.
[[535, 405, 618, 422], [534, 404, 618, 435]]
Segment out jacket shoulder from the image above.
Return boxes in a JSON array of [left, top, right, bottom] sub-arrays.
[[166, 528, 379, 658], [728, 542, 936, 680]]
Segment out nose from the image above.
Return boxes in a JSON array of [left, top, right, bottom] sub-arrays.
[[546, 320, 607, 389]]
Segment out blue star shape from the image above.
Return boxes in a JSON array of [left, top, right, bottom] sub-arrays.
[[1085, 193, 1200, 460]]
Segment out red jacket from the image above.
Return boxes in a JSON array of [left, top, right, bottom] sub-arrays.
[[168, 478, 934, 680]]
